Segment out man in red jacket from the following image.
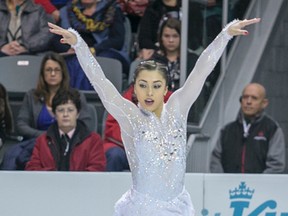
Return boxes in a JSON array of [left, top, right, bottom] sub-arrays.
[[26, 88, 106, 171], [104, 84, 172, 171]]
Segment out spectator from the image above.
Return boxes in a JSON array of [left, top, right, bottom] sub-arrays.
[[16, 52, 92, 139], [0, 83, 14, 147], [26, 88, 106, 171], [56, 0, 130, 89], [0, 0, 52, 57], [210, 83, 286, 173], [0, 52, 92, 170], [151, 17, 198, 91], [149, 17, 201, 123], [137, 0, 181, 60], [151, 17, 180, 90], [104, 82, 173, 171]]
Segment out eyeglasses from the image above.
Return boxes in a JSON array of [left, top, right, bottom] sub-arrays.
[[44, 68, 62, 74], [56, 107, 76, 114]]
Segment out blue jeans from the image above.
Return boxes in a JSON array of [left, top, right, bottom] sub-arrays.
[[105, 147, 129, 171]]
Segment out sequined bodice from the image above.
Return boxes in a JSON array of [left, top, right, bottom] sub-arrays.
[[70, 24, 232, 202], [126, 106, 186, 200]]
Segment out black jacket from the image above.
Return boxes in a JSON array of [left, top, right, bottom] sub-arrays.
[[210, 112, 286, 173]]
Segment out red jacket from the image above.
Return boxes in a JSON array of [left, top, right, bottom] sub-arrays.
[[103, 85, 173, 152], [26, 121, 106, 171]]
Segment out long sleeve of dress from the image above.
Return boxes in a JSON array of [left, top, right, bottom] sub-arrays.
[[166, 20, 236, 119], [69, 29, 137, 136]]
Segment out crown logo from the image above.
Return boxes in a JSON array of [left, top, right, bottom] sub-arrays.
[[229, 182, 254, 200]]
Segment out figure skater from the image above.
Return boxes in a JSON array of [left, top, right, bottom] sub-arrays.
[[48, 17, 260, 215]]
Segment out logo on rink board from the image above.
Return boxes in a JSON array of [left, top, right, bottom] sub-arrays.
[[201, 182, 288, 216]]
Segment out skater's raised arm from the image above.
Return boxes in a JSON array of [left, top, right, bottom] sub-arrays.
[[48, 22, 138, 132], [167, 18, 261, 117]]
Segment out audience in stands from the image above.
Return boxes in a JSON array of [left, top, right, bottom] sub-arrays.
[[54, 0, 129, 90], [0, 0, 52, 57], [210, 83, 286, 173], [16, 52, 92, 139], [26, 88, 106, 171], [1, 52, 92, 170], [0, 83, 14, 148]]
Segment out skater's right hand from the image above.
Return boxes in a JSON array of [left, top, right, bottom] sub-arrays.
[[48, 22, 77, 46]]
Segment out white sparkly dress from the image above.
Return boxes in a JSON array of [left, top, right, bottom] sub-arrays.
[[69, 21, 234, 216]]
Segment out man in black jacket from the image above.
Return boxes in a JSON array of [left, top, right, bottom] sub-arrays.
[[210, 83, 286, 173]]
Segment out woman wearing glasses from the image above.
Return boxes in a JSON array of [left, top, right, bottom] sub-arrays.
[[0, 52, 93, 170], [48, 18, 260, 215], [16, 52, 91, 140]]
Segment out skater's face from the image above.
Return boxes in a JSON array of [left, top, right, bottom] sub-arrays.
[[134, 70, 168, 118]]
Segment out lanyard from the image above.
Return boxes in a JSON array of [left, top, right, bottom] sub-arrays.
[[242, 118, 251, 138]]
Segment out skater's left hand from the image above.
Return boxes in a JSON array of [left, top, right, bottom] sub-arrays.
[[228, 18, 261, 36]]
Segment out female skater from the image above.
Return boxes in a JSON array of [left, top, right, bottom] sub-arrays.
[[48, 17, 260, 215]]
